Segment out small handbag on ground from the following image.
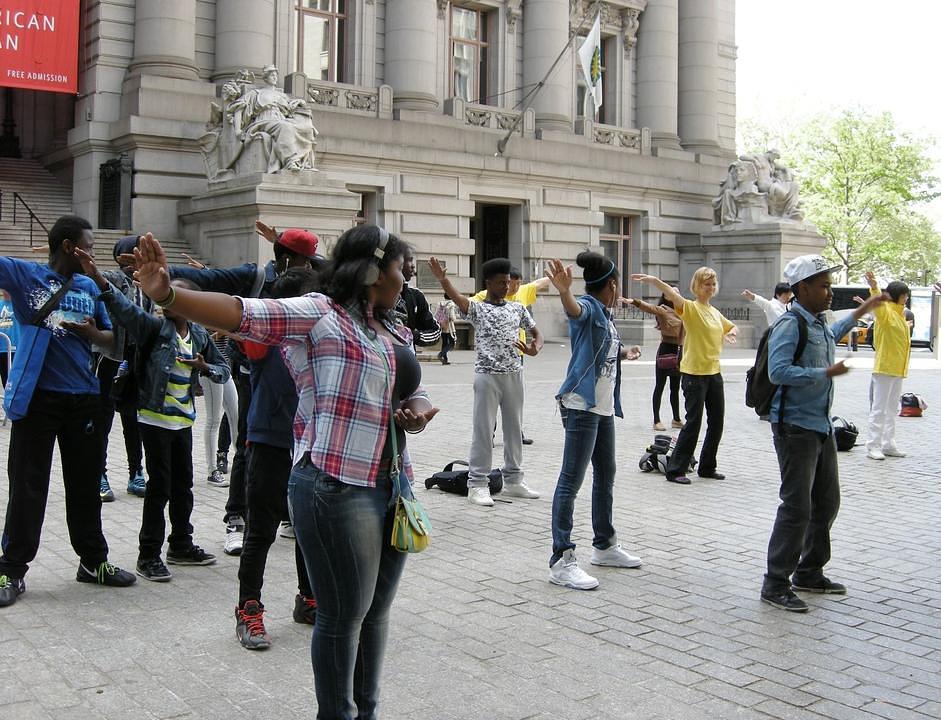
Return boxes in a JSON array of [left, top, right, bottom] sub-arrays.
[[3, 277, 74, 421]]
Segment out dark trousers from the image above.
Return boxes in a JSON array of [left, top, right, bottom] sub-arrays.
[[764, 424, 841, 591], [238, 442, 313, 605], [138, 424, 195, 559], [97, 356, 144, 479], [439, 332, 455, 361], [652, 342, 681, 423], [0, 390, 109, 579], [224, 368, 252, 523], [666, 373, 724, 479]]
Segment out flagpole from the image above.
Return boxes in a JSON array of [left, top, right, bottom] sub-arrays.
[[495, 7, 595, 157]]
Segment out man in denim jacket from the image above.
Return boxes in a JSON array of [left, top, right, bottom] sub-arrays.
[[761, 255, 886, 613]]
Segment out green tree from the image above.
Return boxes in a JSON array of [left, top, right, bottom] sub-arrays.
[[741, 110, 940, 281]]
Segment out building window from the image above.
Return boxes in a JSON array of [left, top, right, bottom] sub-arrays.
[[450, 5, 488, 103], [576, 36, 610, 124], [600, 214, 632, 296], [353, 189, 378, 226], [296, 0, 346, 82]]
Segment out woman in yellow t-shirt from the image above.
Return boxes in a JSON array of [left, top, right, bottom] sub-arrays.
[[633, 267, 737, 485]]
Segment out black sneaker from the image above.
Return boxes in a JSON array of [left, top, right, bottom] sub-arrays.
[[760, 587, 809, 613], [236, 600, 271, 650], [0, 575, 26, 607], [293, 593, 317, 625], [136, 557, 172, 582], [166, 545, 217, 566], [792, 576, 847, 594], [76, 561, 137, 587], [216, 450, 229, 475]]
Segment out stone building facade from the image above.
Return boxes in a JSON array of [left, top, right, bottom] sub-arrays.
[[7, 0, 737, 336]]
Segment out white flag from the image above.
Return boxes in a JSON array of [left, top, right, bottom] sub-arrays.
[[578, 13, 603, 114]]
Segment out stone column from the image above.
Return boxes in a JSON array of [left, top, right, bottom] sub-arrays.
[[678, 0, 720, 154], [635, 0, 681, 149], [385, 0, 438, 111], [214, 0, 276, 81], [523, 0, 572, 132], [128, 0, 199, 80]]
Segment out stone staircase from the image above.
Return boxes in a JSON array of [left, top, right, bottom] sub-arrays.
[[0, 158, 205, 271]]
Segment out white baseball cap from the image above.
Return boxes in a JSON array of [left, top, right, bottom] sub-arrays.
[[783, 255, 842, 287]]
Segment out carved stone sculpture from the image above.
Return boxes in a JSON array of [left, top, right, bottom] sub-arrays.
[[200, 65, 318, 181], [712, 149, 804, 227]]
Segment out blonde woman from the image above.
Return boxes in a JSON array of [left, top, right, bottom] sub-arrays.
[[632, 268, 737, 484]]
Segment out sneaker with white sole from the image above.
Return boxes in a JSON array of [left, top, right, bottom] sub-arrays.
[[866, 448, 886, 460], [590, 543, 643, 568], [224, 517, 244, 556], [882, 446, 907, 457], [208, 469, 229, 487], [549, 549, 599, 590], [467, 487, 494, 507], [502, 481, 540, 499]]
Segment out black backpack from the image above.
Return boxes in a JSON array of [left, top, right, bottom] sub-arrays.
[[425, 461, 503, 496], [745, 311, 808, 417]]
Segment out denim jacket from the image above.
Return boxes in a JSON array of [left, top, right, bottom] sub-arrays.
[[170, 261, 272, 298], [95, 269, 154, 361], [555, 294, 623, 418], [768, 301, 856, 434], [100, 284, 230, 413]]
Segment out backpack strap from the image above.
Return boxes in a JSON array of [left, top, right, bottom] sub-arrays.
[[778, 310, 809, 423]]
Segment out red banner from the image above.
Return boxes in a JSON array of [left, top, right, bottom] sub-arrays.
[[0, 1, 80, 94]]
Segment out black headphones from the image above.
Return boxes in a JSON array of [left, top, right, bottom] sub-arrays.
[[363, 226, 389, 286]]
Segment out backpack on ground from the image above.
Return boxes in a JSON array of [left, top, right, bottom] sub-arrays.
[[425, 460, 503, 496], [745, 310, 808, 417], [638, 434, 696, 475], [899, 392, 927, 417]]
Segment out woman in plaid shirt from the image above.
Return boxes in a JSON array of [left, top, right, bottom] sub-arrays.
[[132, 226, 438, 720]]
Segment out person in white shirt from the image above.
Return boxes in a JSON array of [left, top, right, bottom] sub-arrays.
[[742, 282, 793, 324]]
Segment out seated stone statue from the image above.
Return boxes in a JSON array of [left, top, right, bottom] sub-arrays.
[[712, 149, 804, 227], [200, 65, 318, 180]]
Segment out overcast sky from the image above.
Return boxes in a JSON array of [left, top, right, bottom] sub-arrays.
[[735, 0, 941, 227]]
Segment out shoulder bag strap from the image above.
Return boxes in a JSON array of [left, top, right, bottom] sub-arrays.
[[32, 276, 74, 327]]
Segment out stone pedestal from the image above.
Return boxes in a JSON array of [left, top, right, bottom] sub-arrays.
[[178, 172, 360, 268], [676, 223, 827, 346]]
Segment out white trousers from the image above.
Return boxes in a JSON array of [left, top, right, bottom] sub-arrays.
[[199, 375, 239, 473], [867, 373, 904, 452]]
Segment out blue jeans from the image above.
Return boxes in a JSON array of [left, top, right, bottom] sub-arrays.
[[550, 407, 617, 566], [289, 459, 407, 720]]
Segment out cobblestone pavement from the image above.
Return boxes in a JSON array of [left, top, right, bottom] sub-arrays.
[[1, 343, 939, 720]]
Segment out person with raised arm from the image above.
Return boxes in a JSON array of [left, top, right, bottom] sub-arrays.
[[632, 267, 737, 485]]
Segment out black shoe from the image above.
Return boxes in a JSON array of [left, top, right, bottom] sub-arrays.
[[0, 575, 26, 607], [792, 576, 847, 594], [698, 471, 725, 480], [522, 435, 534, 446], [293, 593, 317, 625], [666, 475, 691, 485], [760, 588, 809, 612], [76, 561, 137, 587], [216, 450, 229, 474], [166, 545, 217, 566], [136, 557, 172, 582], [236, 600, 271, 650]]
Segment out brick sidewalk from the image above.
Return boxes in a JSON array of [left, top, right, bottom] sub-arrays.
[[1, 343, 939, 719]]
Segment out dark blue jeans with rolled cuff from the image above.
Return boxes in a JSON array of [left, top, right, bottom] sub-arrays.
[[763, 423, 841, 592], [288, 458, 407, 720], [550, 406, 617, 567]]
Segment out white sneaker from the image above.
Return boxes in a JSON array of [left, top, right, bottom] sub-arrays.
[[468, 487, 494, 507], [866, 448, 886, 460], [549, 550, 599, 590], [224, 518, 244, 556], [882, 446, 907, 457], [502, 481, 540, 499], [279, 520, 295, 538], [590, 543, 643, 568]]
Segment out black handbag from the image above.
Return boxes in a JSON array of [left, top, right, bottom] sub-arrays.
[[425, 460, 503, 496]]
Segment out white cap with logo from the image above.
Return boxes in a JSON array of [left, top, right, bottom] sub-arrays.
[[783, 255, 842, 287]]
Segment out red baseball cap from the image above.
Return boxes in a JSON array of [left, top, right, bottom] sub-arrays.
[[276, 228, 320, 259]]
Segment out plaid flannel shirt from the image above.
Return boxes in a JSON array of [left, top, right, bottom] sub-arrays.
[[238, 293, 429, 487]]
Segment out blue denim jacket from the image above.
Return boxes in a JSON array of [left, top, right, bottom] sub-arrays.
[[768, 302, 856, 434], [101, 284, 230, 413], [555, 294, 623, 418]]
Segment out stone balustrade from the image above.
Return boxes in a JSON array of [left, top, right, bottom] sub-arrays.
[[283, 74, 394, 120], [576, 119, 652, 154], [443, 97, 536, 137]]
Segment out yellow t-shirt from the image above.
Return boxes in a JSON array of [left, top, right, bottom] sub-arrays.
[[871, 290, 911, 378], [471, 281, 540, 345], [676, 300, 734, 376]]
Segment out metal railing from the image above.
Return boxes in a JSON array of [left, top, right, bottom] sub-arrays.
[[0, 190, 48, 246]]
